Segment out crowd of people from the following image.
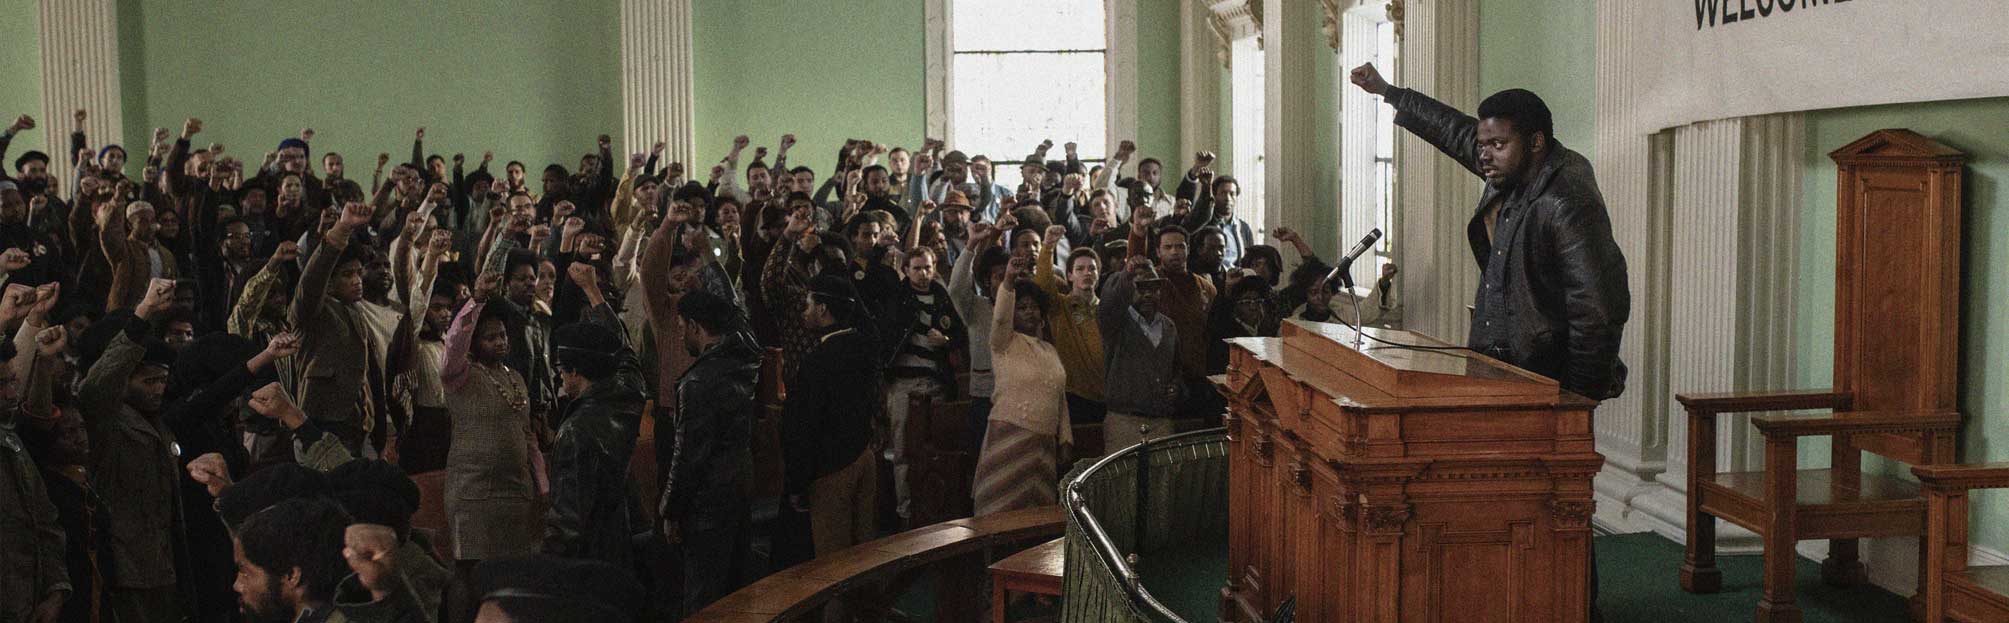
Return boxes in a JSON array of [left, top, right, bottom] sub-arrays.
[[0, 109, 1388, 623]]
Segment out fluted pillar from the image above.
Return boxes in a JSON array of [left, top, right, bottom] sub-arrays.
[[1629, 113, 1806, 548], [37, 0, 123, 186], [1588, 0, 1672, 533], [1180, 0, 1224, 165], [620, 0, 696, 169], [1393, 0, 1480, 343], [1261, 0, 1321, 242], [923, 0, 953, 142]]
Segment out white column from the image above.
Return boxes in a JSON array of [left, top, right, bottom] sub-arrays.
[[1393, 0, 1480, 343], [1629, 113, 1805, 549], [620, 0, 696, 168], [1589, 0, 1670, 533], [1106, 0, 1139, 156], [37, 0, 123, 186], [1180, 0, 1224, 164], [923, 0, 953, 143], [1261, 0, 1320, 240]]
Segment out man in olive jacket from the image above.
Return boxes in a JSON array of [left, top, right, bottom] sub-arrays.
[[1350, 63, 1630, 401]]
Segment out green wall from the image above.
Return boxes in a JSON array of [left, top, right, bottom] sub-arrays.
[[1792, 97, 2009, 553], [691, 0, 925, 168], [1135, 0, 1184, 164], [1, 0, 43, 157], [1477, 0, 1597, 160], [690, 0, 1188, 177], [117, 0, 620, 174]]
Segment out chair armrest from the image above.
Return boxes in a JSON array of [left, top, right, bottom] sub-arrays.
[[1675, 389, 1852, 416], [1748, 410, 1962, 439], [1911, 463, 2009, 491]]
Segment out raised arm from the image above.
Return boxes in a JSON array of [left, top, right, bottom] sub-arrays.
[[441, 273, 499, 391], [291, 203, 372, 329], [1353, 63, 1483, 178], [989, 259, 1022, 354]]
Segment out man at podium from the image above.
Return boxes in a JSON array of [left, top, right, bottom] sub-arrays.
[[1347, 63, 1631, 402], [1350, 62, 1631, 623]]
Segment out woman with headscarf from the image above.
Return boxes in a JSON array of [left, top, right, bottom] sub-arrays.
[[971, 256, 1071, 516]]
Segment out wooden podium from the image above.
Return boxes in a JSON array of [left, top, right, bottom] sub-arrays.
[[1216, 320, 1603, 623]]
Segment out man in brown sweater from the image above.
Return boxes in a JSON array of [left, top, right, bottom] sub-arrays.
[[1126, 210, 1215, 419]]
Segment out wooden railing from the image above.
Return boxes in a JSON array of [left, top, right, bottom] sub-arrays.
[[686, 506, 1064, 622]]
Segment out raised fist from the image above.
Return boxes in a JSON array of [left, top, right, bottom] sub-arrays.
[[337, 202, 373, 229], [182, 118, 203, 137], [1349, 62, 1390, 96], [732, 135, 750, 149], [6, 115, 33, 133], [566, 262, 599, 290]]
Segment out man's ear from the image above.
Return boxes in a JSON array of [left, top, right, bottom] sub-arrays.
[[1531, 130, 1550, 155], [282, 567, 307, 599]]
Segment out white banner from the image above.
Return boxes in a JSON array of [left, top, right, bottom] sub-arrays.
[[1637, 0, 2009, 131]]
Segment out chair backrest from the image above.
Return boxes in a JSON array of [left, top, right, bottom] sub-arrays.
[[1828, 129, 1966, 463], [907, 391, 976, 526]]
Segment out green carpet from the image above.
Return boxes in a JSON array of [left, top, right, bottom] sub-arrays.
[[1128, 532, 1913, 623], [890, 532, 1916, 622]]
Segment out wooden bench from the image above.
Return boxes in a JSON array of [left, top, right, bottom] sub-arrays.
[[1915, 463, 2009, 622], [988, 537, 1065, 623], [687, 506, 1065, 623]]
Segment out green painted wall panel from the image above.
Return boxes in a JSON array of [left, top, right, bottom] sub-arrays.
[[1, 0, 43, 157], [1793, 98, 2009, 552], [691, 0, 925, 168], [121, 0, 620, 174], [1136, 0, 1183, 164], [1477, 0, 1596, 160]]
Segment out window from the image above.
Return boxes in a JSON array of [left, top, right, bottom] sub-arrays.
[[951, 0, 1108, 191], [1230, 36, 1266, 235], [1372, 20, 1397, 252]]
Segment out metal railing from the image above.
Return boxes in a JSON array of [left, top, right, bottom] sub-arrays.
[[1061, 427, 1231, 623]]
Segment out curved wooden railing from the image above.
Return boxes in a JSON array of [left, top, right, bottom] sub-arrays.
[[686, 506, 1064, 622]]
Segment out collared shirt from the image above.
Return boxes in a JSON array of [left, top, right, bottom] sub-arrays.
[[1129, 307, 1168, 347]]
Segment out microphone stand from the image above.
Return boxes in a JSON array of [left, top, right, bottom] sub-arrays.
[[1333, 261, 1366, 351]]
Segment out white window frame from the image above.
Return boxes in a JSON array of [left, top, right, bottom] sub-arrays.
[[1214, 0, 1264, 236], [1337, 2, 1398, 288], [924, 0, 1132, 166]]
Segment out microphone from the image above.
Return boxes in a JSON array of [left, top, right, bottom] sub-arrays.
[[1324, 228, 1382, 288]]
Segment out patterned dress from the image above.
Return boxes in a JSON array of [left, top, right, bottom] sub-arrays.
[[971, 330, 1072, 516]]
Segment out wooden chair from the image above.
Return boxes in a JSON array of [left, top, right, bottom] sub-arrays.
[[988, 537, 1065, 623], [751, 347, 787, 500], [1675, 130, 1969, 623], [905, 391, 975, 528], [1914, 463, 2009, 622]]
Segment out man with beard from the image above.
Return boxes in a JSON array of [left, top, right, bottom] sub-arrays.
[[1123, 216, 1214, 421], [291, 202, 387, 454], [193, 152, 262, 331], [98, 196, 179, 311], [3, 115, 73, 236], [1181, 171, 1255, 270], [655, 289, 760, 617], [322, 152, 365, 207], [230, 498, 422, 623], [77, 279, 183, 623]]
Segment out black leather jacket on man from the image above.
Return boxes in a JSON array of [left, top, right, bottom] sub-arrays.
[[543, 304, 645, 567], [658, 331, 762, 527], [1386, 86, 1631, 400]]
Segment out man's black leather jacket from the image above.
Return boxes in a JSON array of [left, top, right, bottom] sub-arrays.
[[1386, 86, 1631, 400], [543, 305, 645, 567], [658, 331, 762, 527]]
